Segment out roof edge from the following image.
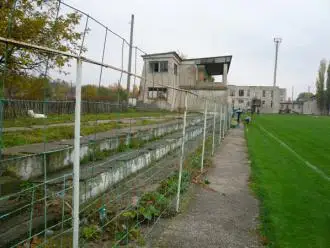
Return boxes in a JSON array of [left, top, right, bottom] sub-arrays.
[[141, 51, 182, 61]]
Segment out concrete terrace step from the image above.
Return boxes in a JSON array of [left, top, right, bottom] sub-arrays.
[[0, 119, 213, 248], [0, 114, 210, 181], [2, 115, 182, 133]]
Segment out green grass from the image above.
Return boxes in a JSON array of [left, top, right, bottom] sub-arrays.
[[3, 110, 172, 128], [246, 115, 330, 247], [3, 119, 162, 148]]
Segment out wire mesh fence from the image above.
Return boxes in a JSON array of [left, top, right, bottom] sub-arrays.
[[0, 1, 231, 247]]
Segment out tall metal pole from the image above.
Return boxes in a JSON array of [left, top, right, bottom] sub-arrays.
[[73, 59, 82, 248], [201, 100, 208, 172], [176, 92, 188, 212], [272, 37, 282, 110], [126, 14, 134, 100]]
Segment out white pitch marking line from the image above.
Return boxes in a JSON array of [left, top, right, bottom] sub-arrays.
[[258, 125, 330, 182]]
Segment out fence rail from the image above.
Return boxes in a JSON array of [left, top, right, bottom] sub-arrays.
[[2, 99, 127, 118]]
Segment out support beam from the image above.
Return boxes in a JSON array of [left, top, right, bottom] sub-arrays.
[[223, 63, 228, 85]]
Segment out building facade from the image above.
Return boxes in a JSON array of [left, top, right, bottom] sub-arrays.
[[138, 52, 232, 111], [227, 85, 287, 113]]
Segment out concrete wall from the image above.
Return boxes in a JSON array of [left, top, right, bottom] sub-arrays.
[[280, 99, 321, 115], [302, 99, 321, 115]]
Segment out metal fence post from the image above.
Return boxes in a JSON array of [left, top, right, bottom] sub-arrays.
[[212, 102, 216, 156], [219, 103, 222, 144], [222, 105, 225, 139], [201, 99, 208, 172], [176, 92, 188, 212], [223, 105, 227, 136], [73, 59, 82, 248], [227, 105, 230, 132]]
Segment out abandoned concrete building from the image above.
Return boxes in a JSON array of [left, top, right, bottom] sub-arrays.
[[138, 52, 232, 111], [227, 85, 287, 113]]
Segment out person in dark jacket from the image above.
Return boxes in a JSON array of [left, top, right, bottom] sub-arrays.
[[236, 108, 243, 124]]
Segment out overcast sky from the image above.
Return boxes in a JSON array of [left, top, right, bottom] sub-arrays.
[[65, 0, 330, 99]]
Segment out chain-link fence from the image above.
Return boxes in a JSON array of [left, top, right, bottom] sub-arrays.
[[0, 1, 231, 247]]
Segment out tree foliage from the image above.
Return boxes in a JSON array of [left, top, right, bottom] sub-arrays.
[[326, 63, 330, 113], [296, 92, 314, 102], [315, 59, 327, 114], [0, 0, 85, 74]]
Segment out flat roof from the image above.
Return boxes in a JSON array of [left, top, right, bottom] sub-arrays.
[[184, 55, 232, 76], [141, 51, 182, 62], [142, 52, 232, 76]]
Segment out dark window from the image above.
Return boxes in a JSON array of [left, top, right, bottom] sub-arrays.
[[230, 90, 235, 96], [262, 90, 266, 97], [262, 100, 265, 105], [149, 62, 159, 72], [247, 101, 250, 106], [247, 90, 250, 97], [148, 87, 167, 99], [239, 89, 244, 97], [149, 61, 168, 73], [160, 61, 168, 72], [174, 63, 178, 75], [238, 99, 244, 103]]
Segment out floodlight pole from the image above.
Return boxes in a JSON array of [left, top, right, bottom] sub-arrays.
[[272, 37, 282, 110]]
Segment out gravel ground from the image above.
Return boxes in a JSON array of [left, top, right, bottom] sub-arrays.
[[152, 127, 261, 248]]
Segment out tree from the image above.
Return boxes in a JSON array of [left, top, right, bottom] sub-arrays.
[[296, 92, 314, 102], [176, 50, 187, 59], [326, 63, 330, 114], [0, 0, 86, 98], [315, 59, 327, 114]]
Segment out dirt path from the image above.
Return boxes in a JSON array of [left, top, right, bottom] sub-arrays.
[[153, 127, 261, 248]]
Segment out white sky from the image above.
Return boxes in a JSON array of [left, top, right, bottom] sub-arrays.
[[63, 0, 330, 99]]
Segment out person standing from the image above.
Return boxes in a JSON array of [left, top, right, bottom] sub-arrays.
[[236, 108, 242, 124]]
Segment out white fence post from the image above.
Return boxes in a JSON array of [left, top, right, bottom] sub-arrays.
[[219, 103, 222, 144], [176, 92, 188, 212], [201, 99, 208, 172], [212, 102, 216, 156], [73, 59, 82, 248]]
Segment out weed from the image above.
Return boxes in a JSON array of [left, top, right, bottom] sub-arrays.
[[82, 225, 100, 241]]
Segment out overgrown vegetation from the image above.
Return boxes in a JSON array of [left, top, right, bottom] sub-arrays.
[[3, 113, 172, 147], [246, 115, 330, 247], [3, 111, 171, 128], [77, 136, 214, 246]]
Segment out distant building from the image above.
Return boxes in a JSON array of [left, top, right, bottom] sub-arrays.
[[139, 52, 232, 111], [280, 96, 321, 115], [227, 85, 287, 113]]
